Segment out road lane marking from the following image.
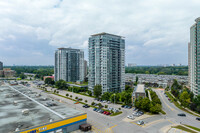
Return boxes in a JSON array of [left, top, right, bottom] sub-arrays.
[[174, 128, 177, 133], [158, 91, 176, 112], [142, 119, 166, 128], [168, 120, 175, 125], [130, 122, 144, 127], [109, 124, 117, 129]]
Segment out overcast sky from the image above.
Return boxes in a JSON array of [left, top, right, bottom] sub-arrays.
[[0, 0, 199, 66]]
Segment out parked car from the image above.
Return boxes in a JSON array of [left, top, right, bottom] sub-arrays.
[[107, 101, 111, 104], [103, 100, 107, 103], [93, 108, 97, 111], [177, 113, 186, 117], [138, 111, 144, 115], [196, 117, 200, 121], [121, 105, 125, 108], [106, 112, 111, 115], [127, 106, 132, 109], [137, 120, 144, 125], [127, 115, 134, 120], [96, 109, 100, 112], [103, 111, 107, 114], [133, 107, 137, 111], [82, 104, 90, 108]]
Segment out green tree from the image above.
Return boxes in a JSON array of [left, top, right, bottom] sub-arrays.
[[141, 98, 151, 111], [110, 93, 120, 103], [150, 104, 161, 114], [93, 85, 102, 98], [55, 80, 68, 90], [45, 78, 54, 85], [179, 91, 191, 107], [19, 73, 27, 79], [101, 92, 111, 100]]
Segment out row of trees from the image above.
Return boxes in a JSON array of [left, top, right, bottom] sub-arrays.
[[135, 90, 162, 114], [125, 66, 188, 76], [170, 79, 200, 113], [93, 85, 133, 105]]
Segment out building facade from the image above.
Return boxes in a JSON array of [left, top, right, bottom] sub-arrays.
[[88, 32, 125, 93], [84, 60, 87, 79], [0, 61, 3, 70], [188, 17, 200, 96], [54, 48, 84, 82]]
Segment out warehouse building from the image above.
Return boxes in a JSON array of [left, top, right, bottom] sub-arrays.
[[0, 84, 87, 133]]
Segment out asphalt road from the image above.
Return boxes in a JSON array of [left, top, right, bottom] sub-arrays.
[[14, 82, 200, 133], [155, 89, 200, 128]]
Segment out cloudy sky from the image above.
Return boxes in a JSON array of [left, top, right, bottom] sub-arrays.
[[0, 0, 199, 66]]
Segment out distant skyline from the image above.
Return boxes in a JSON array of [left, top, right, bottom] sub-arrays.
[[0, 0, 200, 65]]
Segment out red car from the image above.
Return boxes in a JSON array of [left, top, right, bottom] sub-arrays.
[[103, 111, 107, 114], [106, 112, 111, 115]]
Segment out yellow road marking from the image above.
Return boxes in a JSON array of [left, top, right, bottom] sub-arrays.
[[168, 120, 175, 125], [158, 91, 176, 112], [143, 119, 165, 128], [109, 124, 117, 129], [130, 122, 144, 127], [92, 125, 102, 133]]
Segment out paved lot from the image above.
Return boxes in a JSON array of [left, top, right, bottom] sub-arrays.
[[17, 82, 200, 133]]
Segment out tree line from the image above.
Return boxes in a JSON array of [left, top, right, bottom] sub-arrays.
[[125, 66, 188, 75]]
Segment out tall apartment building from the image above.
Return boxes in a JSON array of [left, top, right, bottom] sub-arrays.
[[0, 61, 3, 70], [54, 48, 84, 82], [88, 32, 125, 93], [84, 60, 87, 79], [188, 17, 200, 96]]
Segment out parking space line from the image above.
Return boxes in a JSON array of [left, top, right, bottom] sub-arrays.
[[109, 124, 117, 129], [130, 122, 144, 127], [142, 119, 166, 128]]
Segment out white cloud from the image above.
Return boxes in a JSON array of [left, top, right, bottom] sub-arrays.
[[0, 0, 199, 65]]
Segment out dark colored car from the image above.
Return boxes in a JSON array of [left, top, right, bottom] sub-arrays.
[[83, 104, 90, 108], [121, 105, 125, 108], [196, 117, 200, 121], [138, 111, 144, 115], [93, 108, 97, 111], [127, 106, 132, 109], [177, 113, 186, 117]]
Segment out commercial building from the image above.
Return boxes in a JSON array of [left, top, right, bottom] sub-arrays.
[[0, 61, 3, 70], [188, 17, 200, 96], [55, 48, 84, 82], [0, 68, 16, 77], [132, 84, 146, 102], [0, 84, 86, 133], [88, 32, 125, 93], [43, 76, 54, 81], [127, 63, 137, 67]]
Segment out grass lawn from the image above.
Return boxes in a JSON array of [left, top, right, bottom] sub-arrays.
[[184, 124, 200, 132], [110, 111, 122, 116], [172, 125, 198, 133], [165, 91, 200, 117]]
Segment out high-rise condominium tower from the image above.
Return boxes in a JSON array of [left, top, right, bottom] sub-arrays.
[[54, 48, 84, 82], [188, 17, 200, 96], [88, 32, 125, 93], [0, 61, 3, 70]]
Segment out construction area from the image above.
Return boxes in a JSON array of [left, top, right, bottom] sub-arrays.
[[0, 82, 87, 133]]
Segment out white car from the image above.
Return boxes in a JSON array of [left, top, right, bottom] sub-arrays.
[[137, 120, 144, 125], [127, 115, 134, 120]]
